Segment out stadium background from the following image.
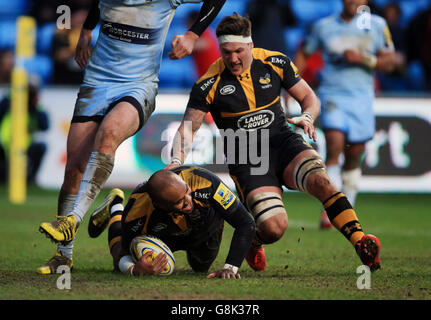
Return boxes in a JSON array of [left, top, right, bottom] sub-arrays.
[[0, 0, 430, 193]]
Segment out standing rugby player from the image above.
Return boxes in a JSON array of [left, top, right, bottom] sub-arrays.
[[167, 13, 382, 273]]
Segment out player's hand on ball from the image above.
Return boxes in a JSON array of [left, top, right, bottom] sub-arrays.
[[287, 112, 317, 142], [207, 269, 241, 279], [75, 29, 93, 69], [133, 251, 168, 275], [168, 31, 199, 60]]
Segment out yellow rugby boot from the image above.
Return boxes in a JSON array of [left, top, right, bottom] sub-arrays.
[[88, 188, 124, 238], [39, 215, 78, 244], [37, 251, 73, 275]]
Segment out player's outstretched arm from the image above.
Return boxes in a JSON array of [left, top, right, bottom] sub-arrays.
[[75, 29, 93, 69], [164, 107, 207, 169], [287, 79, 320, 142], [168, 0, 226, 59], [75, 0, 99, 68]]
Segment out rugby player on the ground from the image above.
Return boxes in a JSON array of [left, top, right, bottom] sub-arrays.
[[88, 166, 256, 278], [166, 13, 382, 272], [37, 0, 227, 274]]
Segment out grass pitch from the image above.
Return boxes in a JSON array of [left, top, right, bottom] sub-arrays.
[[0, 185, 430, 300]]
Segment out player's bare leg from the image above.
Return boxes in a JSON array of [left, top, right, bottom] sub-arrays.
[[39, 102, 140, 244], [283, 149, 381, 271], [245, 186, 288, 271], [37, 122, 98, 274]]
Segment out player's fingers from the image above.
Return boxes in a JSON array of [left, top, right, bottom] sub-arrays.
[[206, 272, 217, 278], [171, 35, 180, 47], [168, 51, 179, 60], [141, 251, 154, 261]]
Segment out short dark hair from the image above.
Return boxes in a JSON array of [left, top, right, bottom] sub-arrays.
[[216, 13, 252, 38]]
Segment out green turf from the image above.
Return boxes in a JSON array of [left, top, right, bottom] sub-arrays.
[[0, 185, 430, 300]]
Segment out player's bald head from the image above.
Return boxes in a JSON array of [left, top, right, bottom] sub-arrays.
[[147, 170, 187, 204]]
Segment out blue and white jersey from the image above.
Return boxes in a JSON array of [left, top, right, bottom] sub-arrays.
[[84, 0, 203, 84], [304, 13, 394, 99]]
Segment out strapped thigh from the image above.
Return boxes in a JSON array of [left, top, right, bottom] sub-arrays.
[[246, 192, 286, 227], [292, 156, 326, 193]]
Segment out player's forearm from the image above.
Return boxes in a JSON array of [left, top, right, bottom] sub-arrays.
[[188, 0, 226, 37], [171, 124, 192, 165], [83, 0, 100, 31], [374, 51, 396, 73], [224, 204, 256, 268], [299, 92, 320, 121]]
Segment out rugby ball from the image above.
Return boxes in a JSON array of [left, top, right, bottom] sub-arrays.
[[130, 235, 175, 276]]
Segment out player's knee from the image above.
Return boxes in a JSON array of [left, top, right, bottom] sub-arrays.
[[95, 127, 118, 154], [258, 215, 288, 244], [293, 156, 327, 193], [246, 192, 286, 226]]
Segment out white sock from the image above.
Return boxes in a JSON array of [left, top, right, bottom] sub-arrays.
[[57, 191, 77, 259], [342, 168, 361, 208], [111, 203, 124, 215], [68, 152, 114, 223], [326, 164, 342, 190]]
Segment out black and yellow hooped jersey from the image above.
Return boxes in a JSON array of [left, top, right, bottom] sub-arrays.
[[187, 48, 301, 135], [121, 166, 255, 261]]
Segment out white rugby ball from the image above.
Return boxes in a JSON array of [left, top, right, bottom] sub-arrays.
[[130, 235, 175, 276]]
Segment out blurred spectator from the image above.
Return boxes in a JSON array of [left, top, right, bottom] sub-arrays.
[[0, 77, 49, 183], [368, 0, 384, 16], [406, 6, 431, 91], [51, 9, 89, 84], [186, 10, 220, 78], [298, 48, 324, 90], [247, 0, 297, 53], [383, 2, 405, 53], [0, 50, 14, 84], [376, 2, 407, 90]]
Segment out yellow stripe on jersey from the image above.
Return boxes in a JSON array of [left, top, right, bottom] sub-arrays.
[[169, 213, 188, 232], [237, 68, 256, 111], [221, 96, 280, 118], [179, 167, 213, 192], [383, 25, 394, 48], [197, 58, 225, 84], [206, 76, 221, 105], [252, 48, 285, 80], [124, 192, 154, 230]]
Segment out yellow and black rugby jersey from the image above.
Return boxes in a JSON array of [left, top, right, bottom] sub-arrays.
[[186, 48, 301, 135], [121, 166, 255, 267]]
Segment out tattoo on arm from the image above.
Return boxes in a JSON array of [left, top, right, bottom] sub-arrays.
[[172, 108, 207, 162]]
